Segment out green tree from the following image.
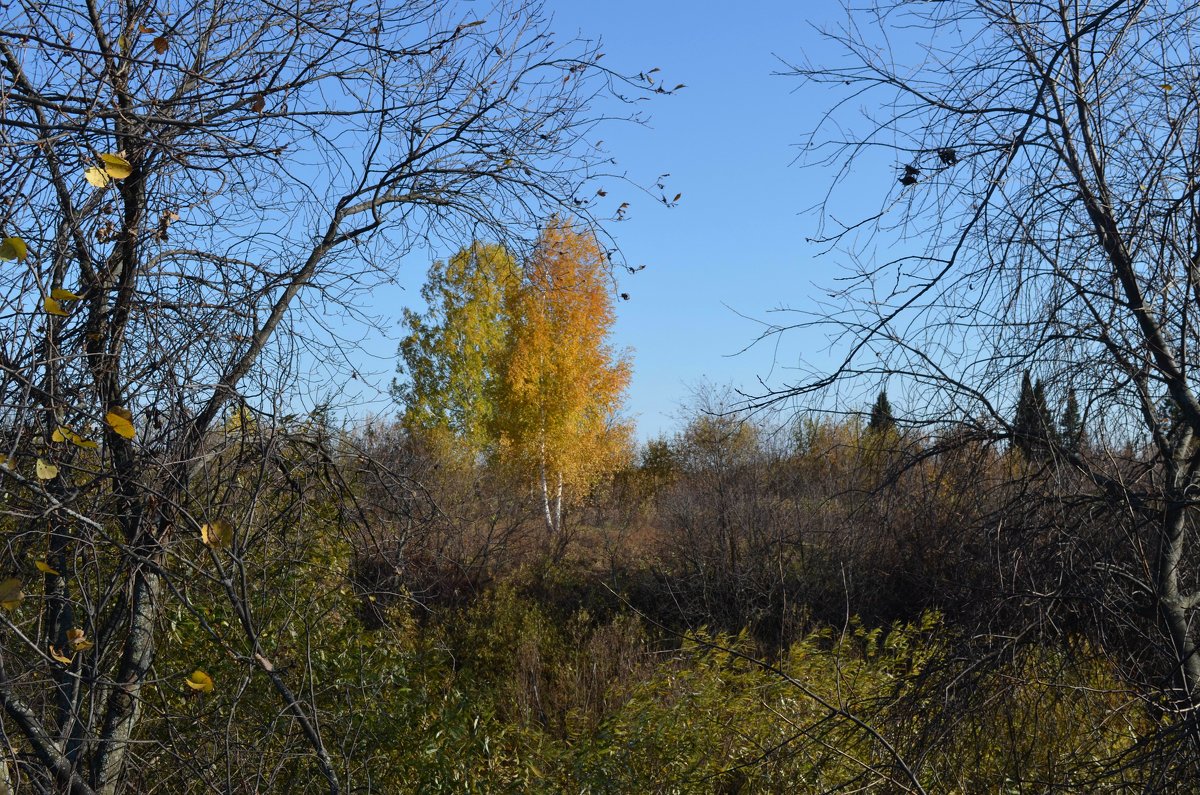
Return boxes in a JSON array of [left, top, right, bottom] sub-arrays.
[[394, 243, 520, 454], [1011, 372, 1055, 459], [1060, 389, 1083, 454], [867, 390, 896, 435]]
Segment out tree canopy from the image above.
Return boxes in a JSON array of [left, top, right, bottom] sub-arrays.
[[395, 243, 521, 454], [396, 219, 632, 536]]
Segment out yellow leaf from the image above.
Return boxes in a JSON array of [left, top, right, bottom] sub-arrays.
[[99, 154, 132, 180], [105, 407, 136, 439], [44, 297, 68, 317], [84, 167, 110, 187], [51, 288, 83, 301], [0, 237, 28, 261], [200, 519, 234, 548], [48, 645, 74, 665], [0, 577, 22, 610], [35, 458, 58, 480], [35, 560, 59, 576], [67, 628, 93, 652], [53, 426, 98, 450], [185, 669, 214, 692]]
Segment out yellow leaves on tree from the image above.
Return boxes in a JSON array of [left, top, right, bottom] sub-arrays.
[[396, 220, 633, 538], [105, 406, 136, 439], [0, 237, 28, 261], [490, 219, 633, 536], [84, 153, 132, 188], [200, 519, 234, 549], [67, 628, 93, 651]]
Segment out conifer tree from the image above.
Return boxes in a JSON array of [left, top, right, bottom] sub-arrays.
[[1061, 388, 1084, 454], [867, 390, 896, 435], [1012, 371, 1056, 458]]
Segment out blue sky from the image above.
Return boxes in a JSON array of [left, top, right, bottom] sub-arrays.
[[549, 1, 849, 438], [347, 1, 864, 441]]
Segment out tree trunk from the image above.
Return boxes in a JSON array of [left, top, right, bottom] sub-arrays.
[[91, 562, 160, 794], [1156, 502, 1200, 707]]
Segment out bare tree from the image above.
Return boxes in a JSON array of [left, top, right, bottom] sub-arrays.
[[771, 0, 1200, 758], [0, 0, 657, 791]]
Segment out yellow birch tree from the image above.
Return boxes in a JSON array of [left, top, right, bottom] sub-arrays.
[[490, 219, 634, 539]]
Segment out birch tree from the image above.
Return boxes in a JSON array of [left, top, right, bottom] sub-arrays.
[[492, 218, 633, 540], [396, 219, 633, 543]]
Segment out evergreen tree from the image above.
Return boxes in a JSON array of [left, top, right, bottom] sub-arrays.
[[1012, 371, 1056, 458], [1060, 388, 1084, 453], [1033, 379, 1057, 445], [867, 390, 896, 435]]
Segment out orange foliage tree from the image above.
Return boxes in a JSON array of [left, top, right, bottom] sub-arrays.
[[491, 219, 634, 538]]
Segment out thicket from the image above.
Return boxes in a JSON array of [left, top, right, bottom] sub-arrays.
[[57, 402, 1182, 792], [4, 389, 1193, 791]]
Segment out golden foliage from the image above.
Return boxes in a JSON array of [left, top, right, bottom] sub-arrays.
[[490, 218, 633, 498]]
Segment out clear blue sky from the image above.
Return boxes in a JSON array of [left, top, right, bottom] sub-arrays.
[[347, 1, 862, 441]]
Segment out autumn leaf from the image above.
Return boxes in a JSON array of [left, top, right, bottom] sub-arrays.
[[84, 167, 110, 188], [99, 154, 132, 180], [52, 425, 98, 450], [51, 288, 83, 301], [250, 94, 266, 113], [48, 646, 74, 665], [152, 36, 169, 54], [0, 237, 28, 261], [200, 519, 234, 548], [105, 407, 136, 439], [0, 577, 22, 610], [35, 560, 59, 576], [67, 628, 94, 652], [35, 458, 59, 480], [44, 297, 68, 317], [185, 670, 214, 692]]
